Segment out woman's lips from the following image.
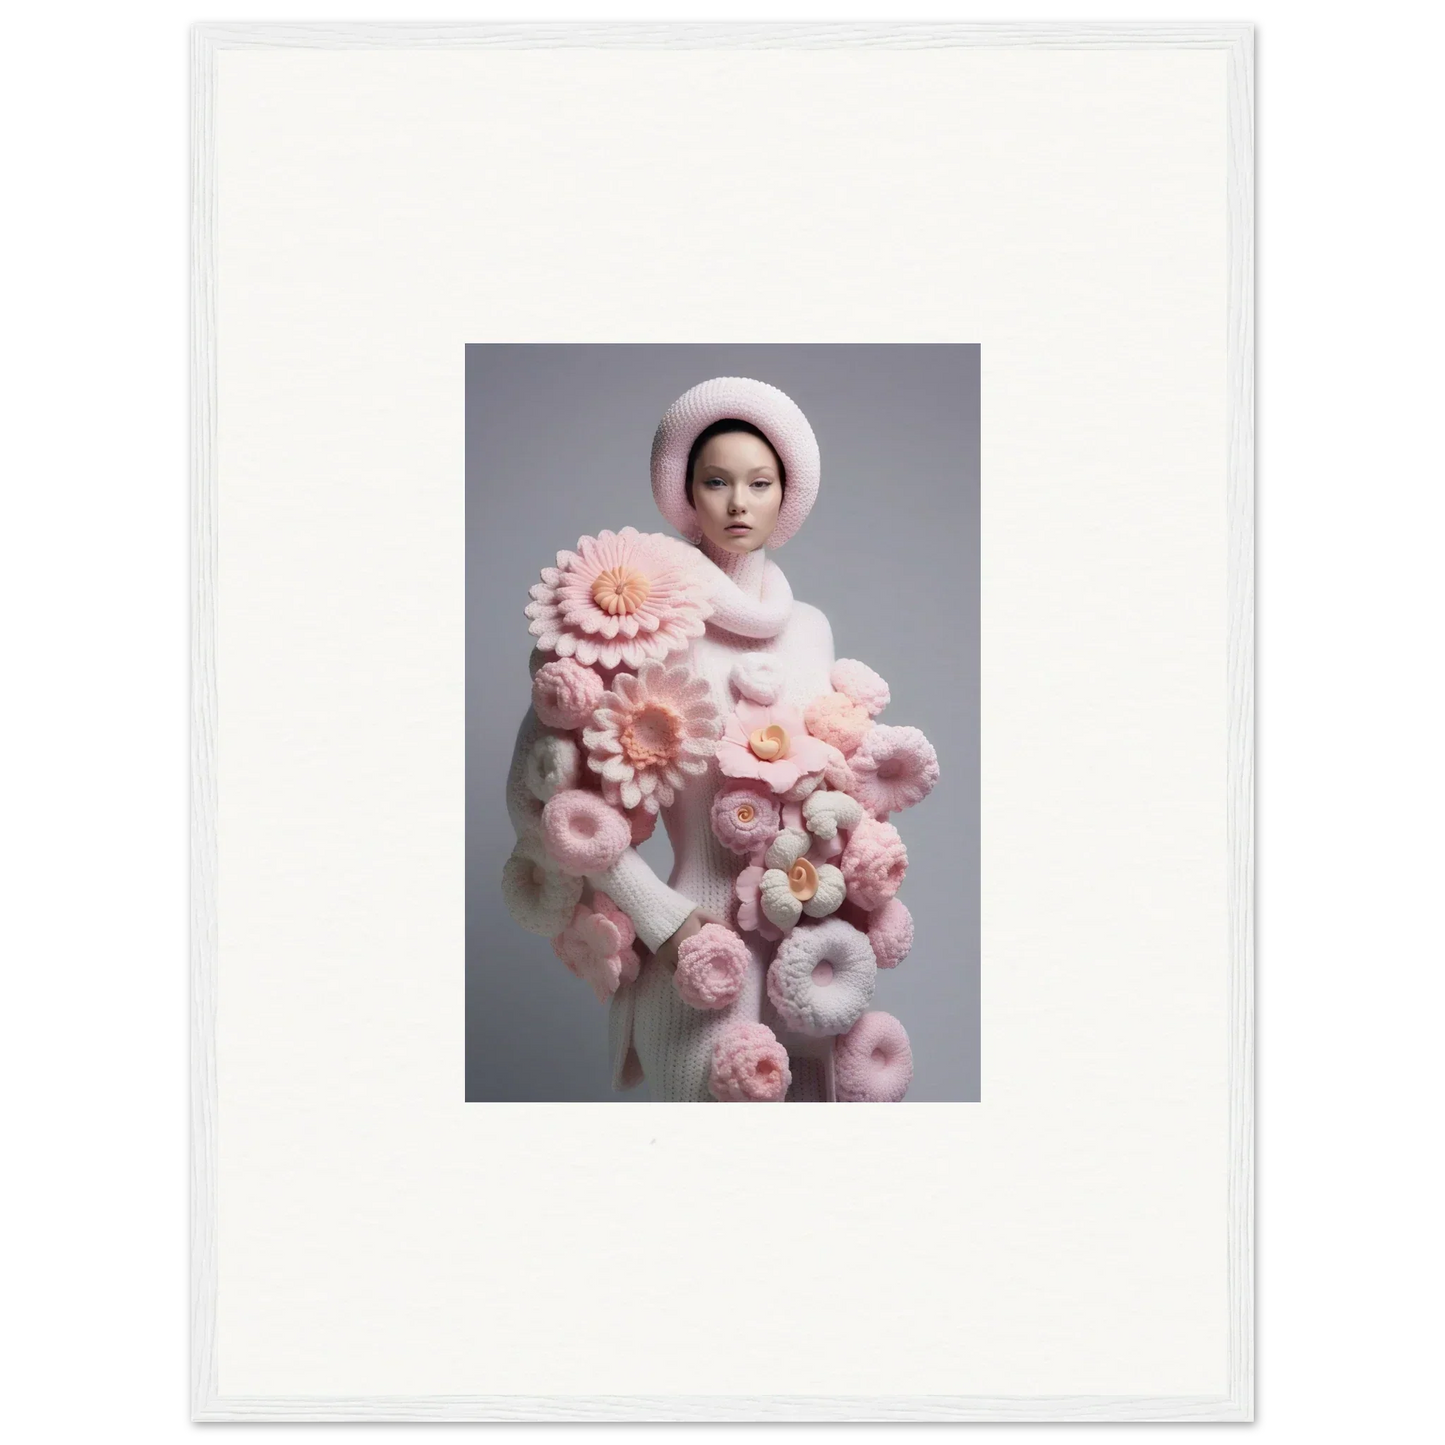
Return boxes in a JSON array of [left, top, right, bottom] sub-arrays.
[[726, 523, 751, 533]]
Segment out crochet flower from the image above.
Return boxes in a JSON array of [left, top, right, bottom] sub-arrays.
[[801, 788, 864, 841], [766, 916, 878, 1038], [734, 804, 850, 939], [734, 864, 784, 941], [848, 725, 940, 818], [839, 816, 908, 910], [531, 656, 605, 730], [865, 896, 914, 969], [716, 698, 834, 796], [709, 1021, 792, 1102], [540, 788, 632, 876], [834, 1011, 913, 1102], [710, 783, 782, 856], [729, 651, 786, 705], [551, 892, 640, 1003], [830, 658, 890, 717], [756, 828, 847, 931], [505, 736, 546, 841], [822, 749, 861, 797], [526, 526, 713, 670], [673, 923, 750, 1010], [522, 730, 582, 802], [780, 767, 828, 803], [803, 691, 873, 757], [501, 834, 584, 936], [582, 658, 723, 814]]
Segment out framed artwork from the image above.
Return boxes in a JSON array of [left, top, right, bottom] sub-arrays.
[[193, 21, 1253, 1421]]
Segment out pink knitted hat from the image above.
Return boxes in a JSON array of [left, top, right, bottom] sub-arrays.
[[651, 376, 820, 549]]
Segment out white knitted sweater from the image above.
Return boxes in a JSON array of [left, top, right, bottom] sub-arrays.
[[507, 536, 839, 1101]]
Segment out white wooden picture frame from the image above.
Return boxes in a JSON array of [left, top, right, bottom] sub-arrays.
[[186, 16, 1260, 1427]]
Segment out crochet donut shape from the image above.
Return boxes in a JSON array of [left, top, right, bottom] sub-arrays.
[[766, 916, 877, 1038], [651, 376, 820, 549], [834, 1011, 914, 1102]]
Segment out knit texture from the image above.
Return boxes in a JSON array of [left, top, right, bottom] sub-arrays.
[[582, 538, 842, 1099], [650, 377, 820, 549]]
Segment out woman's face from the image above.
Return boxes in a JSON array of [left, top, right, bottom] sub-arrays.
[[689, 431, 784, 554]]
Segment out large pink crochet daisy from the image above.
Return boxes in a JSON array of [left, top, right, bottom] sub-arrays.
[[582, 658, 724, 815], [716, 698, 835, 796], [525, 526, 714, 670]]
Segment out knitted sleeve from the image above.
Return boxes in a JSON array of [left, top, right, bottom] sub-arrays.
[[585, 848, 698, 954]]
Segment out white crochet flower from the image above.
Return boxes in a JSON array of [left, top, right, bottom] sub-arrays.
[[802, 788, 864, 840], [729, 651, 786, 705], [802, 865, 846, 918], [505, 732, 545, 840], [523, 731, 581, 802], [759, 869, 804, 931], [759, 829, 847, 928], [765, 828, 812, 870], [501, 834, 584, 936]]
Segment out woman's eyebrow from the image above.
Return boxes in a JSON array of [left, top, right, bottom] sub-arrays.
[[703, 465, 776, 477]]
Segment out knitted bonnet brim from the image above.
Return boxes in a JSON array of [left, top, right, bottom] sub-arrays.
[[650, 376, 820, 549]]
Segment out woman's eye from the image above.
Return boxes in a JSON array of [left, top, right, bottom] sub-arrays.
[[751, 478, 773, 489]]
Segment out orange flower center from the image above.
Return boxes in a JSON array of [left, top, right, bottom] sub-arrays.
[[620, 701, 682, 768], [591, 565, 651, 616], [736, 803, 756, 824], [748, 722, 789, 761], [788, 856, 818, 901]]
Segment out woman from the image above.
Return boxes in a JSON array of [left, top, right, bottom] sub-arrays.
[[502, 377, 935, 1102]]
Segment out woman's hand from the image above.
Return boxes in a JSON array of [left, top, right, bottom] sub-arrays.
[[649, 907, 728, 973]]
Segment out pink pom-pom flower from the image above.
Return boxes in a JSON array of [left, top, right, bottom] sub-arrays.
[[834, 1011, 913, 1102], [709, 1021, 792, 1102], [766, 916, 877, 1037], [531, 656, 606, 730], [839, 816, 908, 910], [822, 748, 861, 797], [673, 923, 750, 1009], [803, 691, 873, 756], [551, 893, 640, 1002], [848, 725, 940, 818], [866, 897, 914, 969], [710, 783, 782, 856], [830, 658, 890, 717], [540, 788, 631, 876]]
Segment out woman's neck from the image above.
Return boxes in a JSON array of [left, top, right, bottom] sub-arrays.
[[700, 536, 768, 600]]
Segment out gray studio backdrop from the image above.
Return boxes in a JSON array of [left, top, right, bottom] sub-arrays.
[[466, 345, 979, 1101]]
